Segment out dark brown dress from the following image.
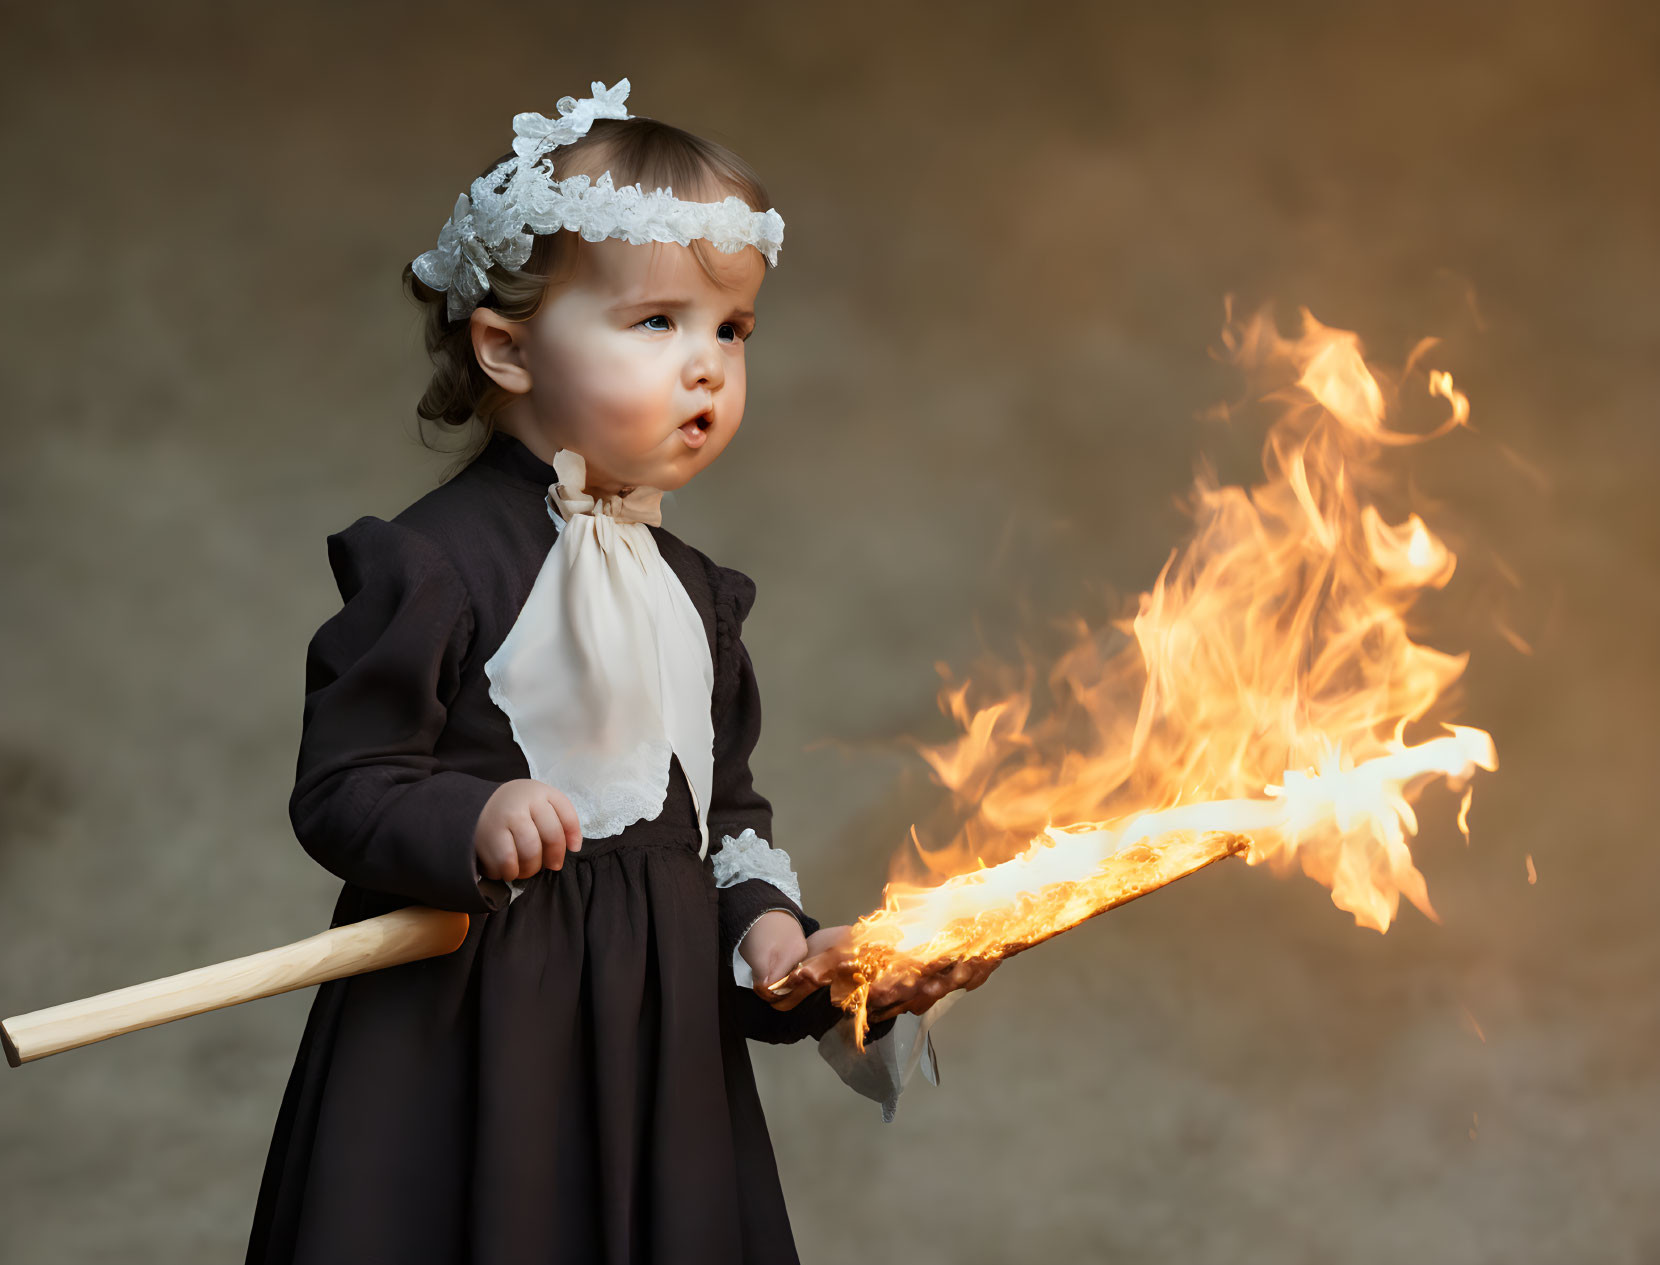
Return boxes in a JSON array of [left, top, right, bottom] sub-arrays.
[[246, 431, 883, 1265]]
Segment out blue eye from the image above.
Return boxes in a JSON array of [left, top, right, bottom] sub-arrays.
[[634, 315, 749, 342]]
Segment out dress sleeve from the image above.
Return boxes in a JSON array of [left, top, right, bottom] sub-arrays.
[[701, 558, 903, 1050], [704, 561, 817, 957], [288, 515, 508, 914]]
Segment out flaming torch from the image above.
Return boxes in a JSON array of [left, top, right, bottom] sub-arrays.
[[825, 308, 1498, 1045], [4, 305, 1496, 1068]]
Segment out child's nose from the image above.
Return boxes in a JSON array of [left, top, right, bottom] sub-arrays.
[[685, 343, 725, 390]]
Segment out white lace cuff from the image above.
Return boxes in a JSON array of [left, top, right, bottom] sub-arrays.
[[711, 828, 801, 906]]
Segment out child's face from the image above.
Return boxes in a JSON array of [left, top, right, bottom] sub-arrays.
[[484, 232, 765, 496]]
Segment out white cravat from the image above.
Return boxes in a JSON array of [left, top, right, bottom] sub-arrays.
[[483, 448, 715, 903]]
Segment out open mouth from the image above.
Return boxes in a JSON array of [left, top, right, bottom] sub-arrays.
[[678, 412, 713, 447]]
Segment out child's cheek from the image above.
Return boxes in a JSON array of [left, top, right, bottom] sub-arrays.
[[568, 352, 646, 426]]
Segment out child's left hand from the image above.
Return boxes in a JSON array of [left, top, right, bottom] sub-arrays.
[[738, 911, 815, 1009], [771, 925, 1002, 1022]]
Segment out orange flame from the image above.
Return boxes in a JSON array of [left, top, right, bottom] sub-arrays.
[[839, 307, 1497, 1043]]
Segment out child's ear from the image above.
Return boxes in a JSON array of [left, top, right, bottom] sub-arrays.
[[470, 308, 533, 396]]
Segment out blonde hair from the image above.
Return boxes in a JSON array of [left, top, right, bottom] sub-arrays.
[[402, 117, 773, 466]]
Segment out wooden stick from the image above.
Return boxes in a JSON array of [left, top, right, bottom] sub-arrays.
[[8, 836, 1248, 1060], [2, 906, 470, 1067]]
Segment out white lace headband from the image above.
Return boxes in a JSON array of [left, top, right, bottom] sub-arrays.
[[411, 77, 786, 321]]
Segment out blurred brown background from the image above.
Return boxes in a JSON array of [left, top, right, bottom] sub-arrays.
[[2, 2, 1655, 1261]]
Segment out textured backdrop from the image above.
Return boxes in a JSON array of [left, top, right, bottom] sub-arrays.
[[2, 2, 1656, 1261]]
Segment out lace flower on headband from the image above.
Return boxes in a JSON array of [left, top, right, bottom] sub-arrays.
[[412, 78, 785, 321]]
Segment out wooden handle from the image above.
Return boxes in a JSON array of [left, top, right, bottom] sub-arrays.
[[2, 906, 472, 1067]]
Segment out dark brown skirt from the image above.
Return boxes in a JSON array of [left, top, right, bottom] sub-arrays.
[[246, 831, 806, 1265]]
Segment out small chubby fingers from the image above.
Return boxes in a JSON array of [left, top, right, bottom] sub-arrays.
[[527, 798, 567, 872], [483, 831, 519, 882], [544, 787, 583, 853], [507, 815, 542, 878]]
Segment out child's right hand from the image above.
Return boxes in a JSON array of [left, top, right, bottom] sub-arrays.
[[474, 779, 584, 882]]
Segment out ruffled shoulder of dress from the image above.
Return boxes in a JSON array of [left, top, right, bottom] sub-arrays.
[[325, 514, 467, 602], [702, 555, 758, 631]]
